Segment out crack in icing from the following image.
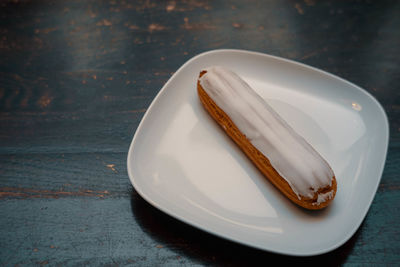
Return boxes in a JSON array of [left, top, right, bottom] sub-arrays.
[[199, 66, 334, 199], [313, 190, 334, 206]]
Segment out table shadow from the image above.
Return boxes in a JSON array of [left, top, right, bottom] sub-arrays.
[[130, 188, 361, 266]]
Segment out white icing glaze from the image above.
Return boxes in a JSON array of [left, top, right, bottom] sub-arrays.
[[199, 66, 334, 200], [313, 190, 334, 205]]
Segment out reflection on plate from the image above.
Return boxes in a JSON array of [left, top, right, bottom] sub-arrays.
[[127, 49, 388, 256]]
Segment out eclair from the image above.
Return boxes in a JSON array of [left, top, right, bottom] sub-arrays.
[[197, 66, 336, 210]]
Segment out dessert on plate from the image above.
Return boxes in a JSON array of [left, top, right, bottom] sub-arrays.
[[197, 66, 337, 210]]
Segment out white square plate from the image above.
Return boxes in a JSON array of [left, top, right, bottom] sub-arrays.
[[127, 49, 388, 256]]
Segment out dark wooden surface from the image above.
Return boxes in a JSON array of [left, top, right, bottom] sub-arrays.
[[0, 0, 399, 265]]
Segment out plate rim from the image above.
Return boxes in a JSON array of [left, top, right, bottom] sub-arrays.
[[127, 49, 389, 256]]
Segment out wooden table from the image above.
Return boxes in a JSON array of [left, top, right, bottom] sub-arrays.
[[1, 0, 399, 265]]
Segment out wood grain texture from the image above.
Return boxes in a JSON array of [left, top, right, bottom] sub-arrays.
[[0, 0, 399, 265]]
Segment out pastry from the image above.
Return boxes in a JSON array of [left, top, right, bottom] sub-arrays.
[[197, 66, 337, 210]]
